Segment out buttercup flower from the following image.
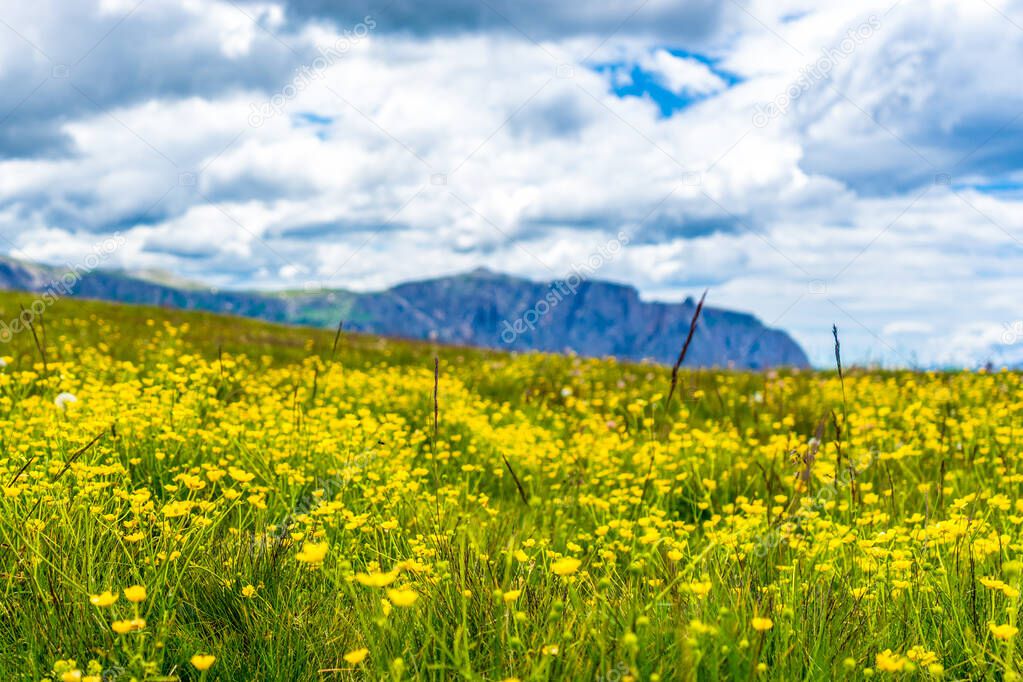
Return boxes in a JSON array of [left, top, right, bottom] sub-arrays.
[[89, 591, 117, 608], [356, 570, 399, 587], [990, 623, 1018, 640], [190, 654, 216, 671], [295, 541, 329, 565], [386, 588, 419, 607], [550, 557, 581, 576], [111, 618, 146, 634]]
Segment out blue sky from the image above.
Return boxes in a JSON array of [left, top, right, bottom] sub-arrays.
[[597, 49, 741, 116], [1, 0, 1023, 366]]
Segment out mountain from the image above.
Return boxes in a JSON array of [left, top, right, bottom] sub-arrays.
[[0, 257, 809, 368]]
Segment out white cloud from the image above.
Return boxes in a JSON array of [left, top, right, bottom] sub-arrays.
[[640, 49, 728, 96], [0, 0, 1022, 367], [883, 321, 934, 336]]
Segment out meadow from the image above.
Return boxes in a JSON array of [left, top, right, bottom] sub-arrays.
[[0, 292, 1018, 680]]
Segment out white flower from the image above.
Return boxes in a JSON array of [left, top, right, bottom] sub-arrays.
[[0, 358, 7, 368], [54, 392, 78, 410]]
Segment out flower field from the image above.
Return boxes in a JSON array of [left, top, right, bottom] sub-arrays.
[[0, 294, 1020, 680]]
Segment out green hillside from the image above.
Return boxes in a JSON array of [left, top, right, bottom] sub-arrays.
[[0, 292, 1016, 680]]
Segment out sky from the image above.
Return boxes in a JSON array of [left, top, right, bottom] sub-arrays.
[[1, 0, 1023, 367]]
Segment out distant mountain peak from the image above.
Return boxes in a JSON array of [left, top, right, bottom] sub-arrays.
[[0, 258, 810, 368], [127, 268, 207, 290], [461, 266, 515, 282]]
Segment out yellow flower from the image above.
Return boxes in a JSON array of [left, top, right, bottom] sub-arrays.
[[228, 467, 255, 483], [875, 649, 906, 672], [295, 541, 329, 565], [906, 645, 937, 666], [190, 654, 216, 671], [111, 618, 146, 634], [356, 570, 399, 587], [990, 622, 1019, 640], [386, 588, 419, 607], [751, 617, 773, 632], [688, 581, 712, 597], [123, 585, 147, 603], [89, 591, 118, 607], [550, 557, 581, 576], [502, 589, 522, 603], [241, 584, 257, 598], [344, 648, 369, 665]]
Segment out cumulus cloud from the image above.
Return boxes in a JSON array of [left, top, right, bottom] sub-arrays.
[[0, 0, 1022, 366], [0, 0, 304, 159], [639, 50, 728, 96]]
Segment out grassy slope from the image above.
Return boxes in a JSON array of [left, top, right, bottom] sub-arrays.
[[0, 291, 1016, 680]]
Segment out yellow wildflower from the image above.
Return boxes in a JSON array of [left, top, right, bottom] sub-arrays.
[[386, 588, 419, 607], [990, 623, 1018, 640], [123, 585, 146, 603], [89, 591, 118, 607], [190, 654, 216, 671], [296, 541, 329, 565], [550, 557, 581, 576]]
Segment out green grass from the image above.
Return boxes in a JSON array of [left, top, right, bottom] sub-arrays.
[[0, 291, 1016, 680]]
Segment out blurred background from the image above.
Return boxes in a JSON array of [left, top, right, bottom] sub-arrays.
[[0, 0, 1021, 367]]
